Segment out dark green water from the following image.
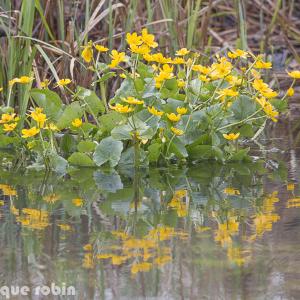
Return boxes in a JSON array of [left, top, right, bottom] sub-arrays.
[[0, 127, 299, 299]]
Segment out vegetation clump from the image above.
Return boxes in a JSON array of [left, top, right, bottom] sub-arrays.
[[0, 30, 298, 172]]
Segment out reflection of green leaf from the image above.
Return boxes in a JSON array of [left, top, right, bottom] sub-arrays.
[[94, 170, 123, 192], [188, 145, 223, 161], [68, 152, 95, 167], [93, 137, 123, 167], [148, 142, 161, 162]]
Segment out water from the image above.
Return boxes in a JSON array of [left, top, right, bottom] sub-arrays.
[[0, 127, 299, 299]]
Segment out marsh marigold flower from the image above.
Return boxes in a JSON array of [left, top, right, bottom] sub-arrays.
[[81, 41, 93, 63], [72, 198, 84, 207], [72, 118, 83, 128], [166, 113, 181, 122], [287, 70, 300, 79], [176, 107, 188, 115], [223, 132, 240, 141], [287, 87, 294, 97], [141, 28, 158, 48], [228, 49, 248, 59], [94, 44, 109, 52], [22, 127, 40, 138], [148, 106, 164, 117], [122, 96, 144, 105], [254, 60, 272, 69], [3, 122, 17, 132], [109, 50, 126, 68], [57, 78, 71, 87], [171, 127, 184, 136], [175, 48, 190, 56], [110, 103, 133, 114]]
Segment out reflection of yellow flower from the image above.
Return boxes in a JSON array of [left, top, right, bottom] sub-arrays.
[[223, 132, 240, 141], [83, 244, 93, 251], [131, 262, 152, 274], [224, 187, 240, 195], [287, 183, 295, 191], [43, 193, 60, 204], [0, 184, 17, 196], [58, 224, 72, 231], [72, 198, 84, 207]]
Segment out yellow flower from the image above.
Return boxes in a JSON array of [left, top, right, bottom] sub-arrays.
[[30, 107, 47, 128], [130, 44, 150, 55], [141, 28, 158, 48], [226, 75, 242, 86], [199, 75, 210, 82], [209, 58, 232, 79], [287, 183, 295, 191], [43, 193, 60, 204], [166, 113, 181, 122], [172, 57, 185, 64], [108, 50, 126, 68], [171, 127, 184, 136], [81, 41, 93, 63], [148, 106, 164, 117], [110, 103, 133, 114], [192, 64, 210, 74], [9, 76, 33, 86], [175, 48, 190, 56], [0, 113, 17, 124], [119, 73, 127, 79], [228, 49, 248, 59], [22, 127, 40, 138], [45, 123, 59, 131], [40, 79, 50, 88], [263, 102, 278, 122], [217, 88, 238, 101], [252, 78, 269, 92], [71, 118, 83, 128], [223, 132, 240, 140], [287, 87, 294, 97], [94, 44, 109, 52], [122, 96, 144, 105], [224, 187, 240, 195], [287, 70, 300, 79], [126, 32, 142, 46], [177, 79, 185, 88], [131, 262, 152, 274], [254, 60, 272, 69], [176, 107, 188, 115], [3, 122, 17, 132], [0, 87, 3, 92], [57, 78, 71, 86], [72, 198, 84, 207]]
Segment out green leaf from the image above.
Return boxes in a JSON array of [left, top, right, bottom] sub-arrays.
[[97, 72, 116, 83], [60, 133, 76, 154], [229, 148, 250, 161], [111, 124, 133, 140], [57, 102, 83, 130], [169, 137, 188, 158], [77, 140, 96, 153], [188, 145, 224, 161], [30, 88, 63, 120], [239, 124, 254, 137], [93, 137, 123, 167], [230, 95, 256, 121], [148, 142, 161, 162], [99, 111, 126, 133], [49, 153, 68, 174], [68, 152, 95, 167], [77, 86, 105, 116]]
